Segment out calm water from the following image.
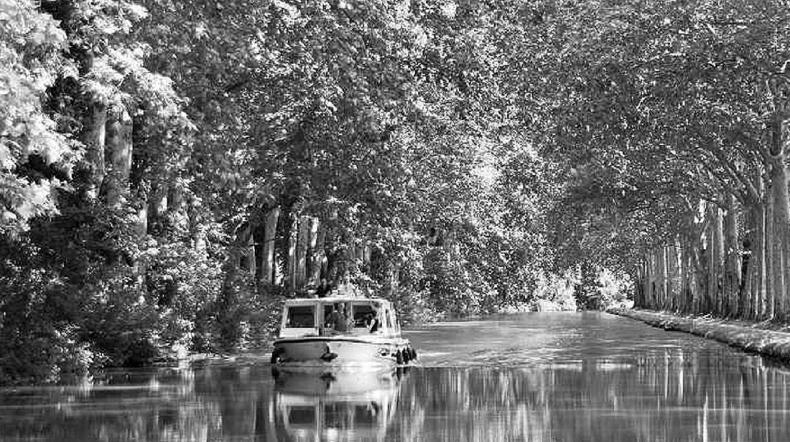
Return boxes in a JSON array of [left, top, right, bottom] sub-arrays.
[[2, 312, 790, 441]]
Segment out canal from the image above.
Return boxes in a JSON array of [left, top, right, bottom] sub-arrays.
[[1, 312, 789, 441]]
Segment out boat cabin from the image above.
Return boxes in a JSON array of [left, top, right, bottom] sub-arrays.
[[279, 297, 401, 339]]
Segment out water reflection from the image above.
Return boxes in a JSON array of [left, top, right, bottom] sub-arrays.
[[272, 368, 406, 442], [387, 350, 790, 441], [1, 314, 790, 441], [0, 366, 276, 441]]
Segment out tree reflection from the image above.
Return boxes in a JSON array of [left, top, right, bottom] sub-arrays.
[[388, 351, 790, 441], [0, 366, 274, 441], [0, 352, 789, 441]]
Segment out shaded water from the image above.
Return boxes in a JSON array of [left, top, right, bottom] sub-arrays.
[[2, 312, 790, 441]]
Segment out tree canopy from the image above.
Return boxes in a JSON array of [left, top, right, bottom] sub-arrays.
[[4, 0, 790, 384]]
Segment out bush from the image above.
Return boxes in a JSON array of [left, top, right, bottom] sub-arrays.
[[0, 255, 99, 384]]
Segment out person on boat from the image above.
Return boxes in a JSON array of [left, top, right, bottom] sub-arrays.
[[365, 313, 380, 333], [343, 303, 355, 330], [325, 304, 341, 330], [327, 303, 350, 332], [336, 274, 354, 296], [315, 278, 332, 297]]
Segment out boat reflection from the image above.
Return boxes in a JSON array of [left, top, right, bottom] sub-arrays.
[[272, 368, 407, 442]]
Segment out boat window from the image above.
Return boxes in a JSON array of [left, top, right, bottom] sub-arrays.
[[352, 304, 375, 327], [287, 406, 315, 425], [323, 305, 334, 326], [285, 305, 315, 328]]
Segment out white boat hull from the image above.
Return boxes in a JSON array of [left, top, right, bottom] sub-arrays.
[[271, 336, 416, 369]]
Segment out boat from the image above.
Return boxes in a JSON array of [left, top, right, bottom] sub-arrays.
[[270, 296, 418, 370]]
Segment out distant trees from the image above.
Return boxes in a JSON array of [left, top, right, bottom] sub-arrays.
[[523, 0, 790, 321]]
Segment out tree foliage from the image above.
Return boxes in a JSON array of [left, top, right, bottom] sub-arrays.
[[19, 0, 790, 384], [0, 0, 560, 384]]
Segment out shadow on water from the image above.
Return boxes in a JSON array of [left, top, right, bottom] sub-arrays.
[[1, 312, 790, 441]]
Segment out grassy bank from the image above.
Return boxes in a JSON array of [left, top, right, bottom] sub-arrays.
[[608, 308, 790, 363]]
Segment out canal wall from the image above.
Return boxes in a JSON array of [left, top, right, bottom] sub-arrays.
[[608, 308, 790, 362]]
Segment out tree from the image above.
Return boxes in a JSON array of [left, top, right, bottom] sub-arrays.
[[0, 1, 71, 236]]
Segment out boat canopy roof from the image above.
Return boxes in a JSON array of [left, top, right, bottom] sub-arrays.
[[283, 297, 392, 307], [277, 296, 403, 338]]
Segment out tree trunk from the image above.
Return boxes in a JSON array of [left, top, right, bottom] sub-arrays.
[[637, 257, 647, 308], [132, 186, 148, 290], [681, 236, 694, 313], [84, 102, 107, 199], [324, 225, 340, 284], [236, 222, 254, 273], [634, 263, 642, 307], [169, 182, 189, 232], [769, 163, 790, 320], [386, 260, 400, 298], [260, 207, 280, 287], [657, 246, 667, 310], [309, 220, 325, 286], [691, 239, 706, 314], [723, 194, 740, 317], [189, 192, 207, 254], [708, 205, 724, 315], [754, 202, 767, 319], [772, 162, 790, 320], [765, 186, 776, 320], [356, 241, 366, 272], [706, 213, 715, 314], [741, 206, 756, 320], [247, 224, 256, 277], [645, 253, 655, 308], [102, 104, 133, 208], [766, 95, 790, 320], [306, 217, 319, 287], [296, 216, 310, 291], [671, 241, 680, 310], [135, 187, 148, 238], [149, 183, 168, 221], [287, 214, 297, 294], [343, 236, 359, 278]]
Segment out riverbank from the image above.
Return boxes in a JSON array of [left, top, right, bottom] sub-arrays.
[[608, 308, 790, 363]]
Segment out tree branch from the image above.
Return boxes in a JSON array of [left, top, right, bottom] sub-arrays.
[[697, 159, 739, 208], [705, 143, 760, 203]]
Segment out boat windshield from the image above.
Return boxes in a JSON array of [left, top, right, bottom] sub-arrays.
[[352, 304, 375, 327], [315, 301, 386, 333], [282, 299, 396, 335], [285, 305, 315, 328]]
